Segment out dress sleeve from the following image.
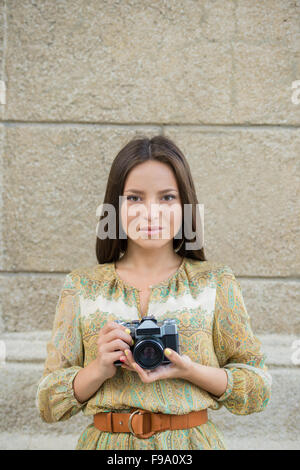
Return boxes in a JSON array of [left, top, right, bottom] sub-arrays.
[[211, 266, 272, 415], [36, 273, 87, 423]]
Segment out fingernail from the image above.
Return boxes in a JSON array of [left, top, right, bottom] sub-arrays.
[[131, 339, 135, 345], [125, 328, 131, 335], [133, 363, 138, 369], [124, 349, 129, 356], [164, 348, 171, 356]]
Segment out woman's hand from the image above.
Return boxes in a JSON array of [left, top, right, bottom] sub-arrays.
[[95, 321, 133, 381], [120, 347, 193, 383]]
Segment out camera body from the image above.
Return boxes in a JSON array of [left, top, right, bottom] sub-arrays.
[[114, 316, 180, 370]]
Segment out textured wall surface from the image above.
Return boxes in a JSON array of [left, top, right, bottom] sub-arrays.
[[0, 0, 299, 450]]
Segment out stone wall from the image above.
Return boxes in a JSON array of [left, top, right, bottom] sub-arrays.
[[0, 0, 299, 450]]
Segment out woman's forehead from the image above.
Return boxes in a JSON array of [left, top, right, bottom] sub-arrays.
[[124, 162, 178, 190]]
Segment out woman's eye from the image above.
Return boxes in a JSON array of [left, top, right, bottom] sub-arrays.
[[126, 195, 140, 202], [126, 195, 176, 202]]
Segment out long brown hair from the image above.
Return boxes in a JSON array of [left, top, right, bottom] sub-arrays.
[[95, 134, 207, 264]]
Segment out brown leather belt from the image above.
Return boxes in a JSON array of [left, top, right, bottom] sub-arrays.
[[93, 408, 208, 439]]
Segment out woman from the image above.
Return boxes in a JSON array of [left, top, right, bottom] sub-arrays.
[[36, 135, 271, 450]]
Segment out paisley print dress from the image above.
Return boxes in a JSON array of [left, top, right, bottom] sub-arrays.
[[36, 257, 271, 450]]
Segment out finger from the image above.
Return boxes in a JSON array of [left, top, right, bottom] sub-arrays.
[[124, 349, 154, 382], [123, 349, 142, 373], [104, 328, 133, 347], [119, 354, 132, 366], [102, 350, 126, 365], [120, 358, 136, 372], [124, 349, 135, 366], [97, 322, 123, 343], [102, 321, 122, 334], [119, 351, 136, 369], [164, 348, 181, 363], [121, 363, 134, 371], [164, 349, 192, 379], [105, 338, 131, 353]]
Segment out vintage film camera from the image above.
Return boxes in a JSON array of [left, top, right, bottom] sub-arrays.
[[114, 316, 180, 370]]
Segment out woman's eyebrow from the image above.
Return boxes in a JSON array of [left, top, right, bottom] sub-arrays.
[[124, 188, 178, 194]]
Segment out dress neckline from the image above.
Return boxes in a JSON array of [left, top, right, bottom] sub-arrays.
[[112, 256, 186, 291]]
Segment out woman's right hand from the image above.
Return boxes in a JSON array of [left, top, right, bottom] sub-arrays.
[[95, 321, 133, 380]]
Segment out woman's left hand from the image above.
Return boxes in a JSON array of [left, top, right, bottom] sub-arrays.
[[120, 348, 193, 383]]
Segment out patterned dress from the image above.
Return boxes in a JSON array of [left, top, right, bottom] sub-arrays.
[[36, 257, 271, 450]]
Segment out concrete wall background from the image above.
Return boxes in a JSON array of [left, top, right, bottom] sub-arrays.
[[0, 0, 299, 449]]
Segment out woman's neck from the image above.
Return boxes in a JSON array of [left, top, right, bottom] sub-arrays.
[[117, 248, 183, 277]]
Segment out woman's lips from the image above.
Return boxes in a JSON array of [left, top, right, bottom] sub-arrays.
[[140, 226, 162, 233]]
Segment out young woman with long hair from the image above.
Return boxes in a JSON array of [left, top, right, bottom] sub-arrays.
[[36, 135, 271, 450]]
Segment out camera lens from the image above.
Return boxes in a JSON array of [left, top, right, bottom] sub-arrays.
[[133, 339, 164, 369]]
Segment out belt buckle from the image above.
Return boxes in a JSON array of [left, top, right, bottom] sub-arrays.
[[128, 409, 156, 439]]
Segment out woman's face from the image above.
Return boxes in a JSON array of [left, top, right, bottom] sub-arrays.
[[120, 160, 183, 250]]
